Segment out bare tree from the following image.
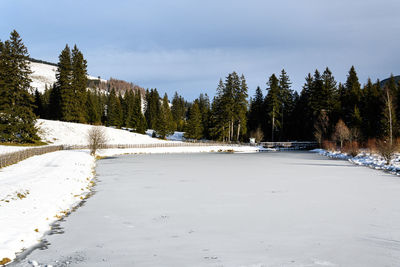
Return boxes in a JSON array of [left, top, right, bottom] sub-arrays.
[[383, 87, 394, 145], [87, 126, 107, 156], [333, 119, 350, 150]]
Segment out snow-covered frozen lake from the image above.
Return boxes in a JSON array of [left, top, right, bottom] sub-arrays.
[[12, 152, 400, 266]]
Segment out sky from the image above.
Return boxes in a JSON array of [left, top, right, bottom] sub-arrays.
[[1, 0, 400, 100]]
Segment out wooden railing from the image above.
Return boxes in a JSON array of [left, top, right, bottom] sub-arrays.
[[0, 145, 64, 169], [0, 142, 241, 168]]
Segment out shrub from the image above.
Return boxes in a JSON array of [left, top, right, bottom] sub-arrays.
[[343, 141, 359, 157], [322, 140, 336, 151], [376, 139, 397, 165], [366, 138, 377, 154]]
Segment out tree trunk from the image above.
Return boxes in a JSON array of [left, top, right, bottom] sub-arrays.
[[272, 114, 275, 142], [237, 120, 241, 142]]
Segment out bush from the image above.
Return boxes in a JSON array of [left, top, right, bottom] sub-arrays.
[[87, 126, 107, 156], [376, 139, 397, 165], [343, 141, 359, 157], [366, 138, 377, 154], [322, 140, 336, 151]]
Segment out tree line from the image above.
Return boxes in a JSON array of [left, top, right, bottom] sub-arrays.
[[1, 30, 399, 147]]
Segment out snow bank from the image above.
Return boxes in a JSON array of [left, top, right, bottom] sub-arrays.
[[0, 146, 30, 155], [311, 149, 400, 174], [97, 145, 266, 157], [37, 119, 169, 146], [0, 150, 95, 263]]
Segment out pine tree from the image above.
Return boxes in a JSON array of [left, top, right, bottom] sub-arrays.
[[86, 90, 101, 124], [343, 66, 362, 127], [361, 79, 383, 138], [198, 93, 210, 138], [278, 69, 294, 140], [234, 74, 248, 141], [155, 93, 174, 138], [248, 86, 264, 134], [210, 80, 229, 141], [57, 45, 74, 121], [106, 88, 123, 127], [0, 30, 38, 143], [33, 89, 44, 117], [171, 92, 186, 131], [145, 89, 161, 130], [264, 74, 281, 141], [185, 100, 203, 140], [71, 45, 88, 123], [133, 92, 147, 134]]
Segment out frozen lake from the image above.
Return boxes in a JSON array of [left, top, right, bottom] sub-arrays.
[[13, 152, 400, 266]]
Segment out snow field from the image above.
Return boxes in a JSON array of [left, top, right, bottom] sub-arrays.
[[0, 150, 95, 263], [36, 119, 170, 146]]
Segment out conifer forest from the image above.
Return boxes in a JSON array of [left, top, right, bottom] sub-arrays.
[[1, 30, 399, 148]]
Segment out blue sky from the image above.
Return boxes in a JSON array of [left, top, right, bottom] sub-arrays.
[[1, 0, 400, 100]]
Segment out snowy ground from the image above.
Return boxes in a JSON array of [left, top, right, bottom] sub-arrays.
[[29, 62, 106, 94], [0, 146, 30, 155], [36, 119, 169, 146], [0, 150, 95, 264], [0, 119, 266, 264], [12, 152, 400, 266], [312, 149, 400, 175]]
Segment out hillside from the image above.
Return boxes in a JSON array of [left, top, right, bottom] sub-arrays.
[[380, 75, 400, 87], [29, 60, 144, 96], [36, 119, 168, 145]]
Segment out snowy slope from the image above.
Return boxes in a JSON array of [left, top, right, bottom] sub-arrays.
[[36, 119, 169, 146], [29, 61, 106, 93]]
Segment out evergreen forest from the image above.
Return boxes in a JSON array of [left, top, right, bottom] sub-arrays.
[[1, 31, 399, 148]]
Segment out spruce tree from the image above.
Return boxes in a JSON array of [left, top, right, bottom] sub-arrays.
[[185, 100, 203, 140], [343, 66, 362, 128], [56, 45, 74, 121], [133, 92, 147, 134], [0, 30, 38, 143], [264, 74, 281, 141], [155, 93, 174, 138], [278, 69, 294, 140], [71, 45, 88, 123], [171, 92, 186, 131], [198, 93, 211, 139], [248, 86, 264, 134]]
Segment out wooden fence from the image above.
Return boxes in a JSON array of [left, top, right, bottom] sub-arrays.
[[0, 145, 64, 169], [63, 142, 238, 150], [0, 142, 241, 168]]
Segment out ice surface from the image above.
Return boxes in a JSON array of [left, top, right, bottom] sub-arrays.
[[12, 152, 400, 266]]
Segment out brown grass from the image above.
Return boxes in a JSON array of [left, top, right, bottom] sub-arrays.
[[0, 258, 11, 265]]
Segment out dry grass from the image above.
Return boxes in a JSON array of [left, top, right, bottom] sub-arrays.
[[366, 138, 377, 154], [0, 258, 11, 265]]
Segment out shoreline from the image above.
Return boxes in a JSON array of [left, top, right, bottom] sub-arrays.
[[0, 145, 264, 265]]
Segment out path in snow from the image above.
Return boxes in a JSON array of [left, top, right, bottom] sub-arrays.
[[12, 152, 400, 266]]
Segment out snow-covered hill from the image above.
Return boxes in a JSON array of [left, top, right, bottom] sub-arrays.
[[36, 119, 169, 146], [29, 61, 106, 93]]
